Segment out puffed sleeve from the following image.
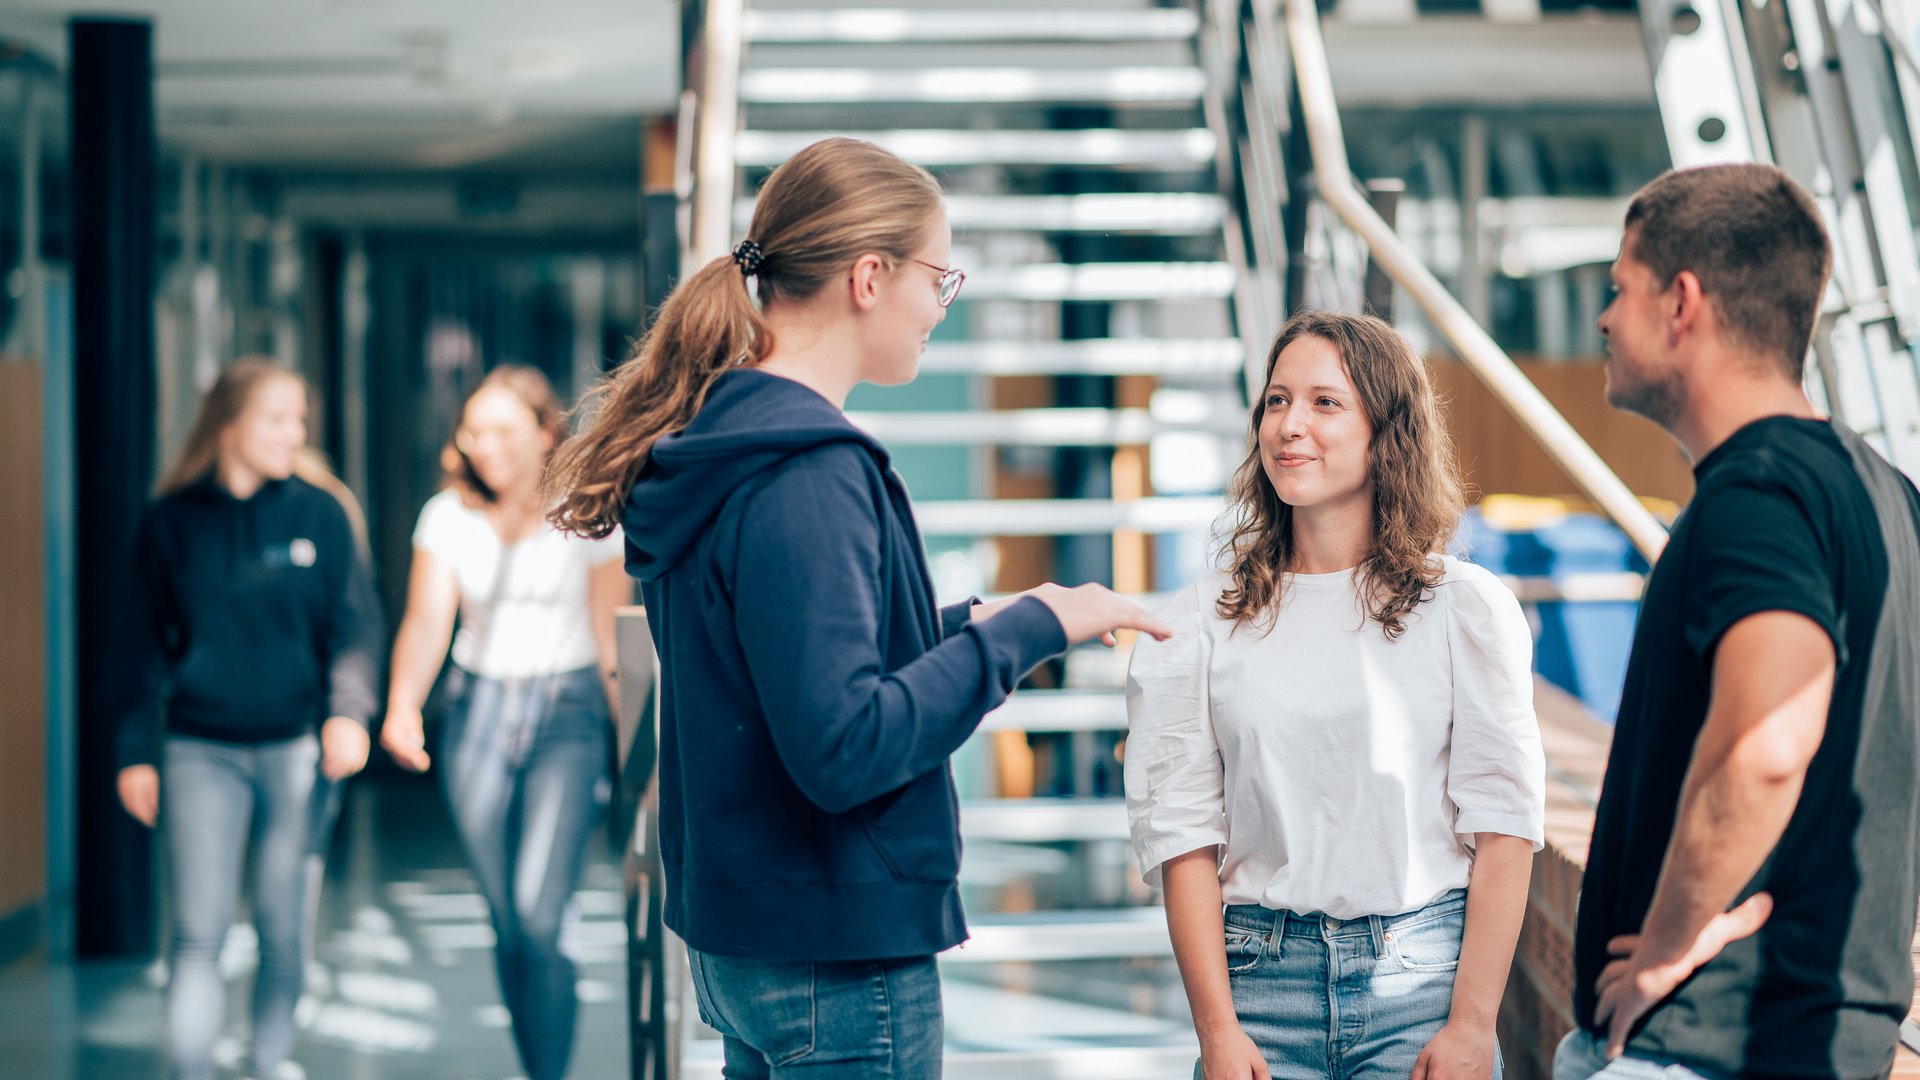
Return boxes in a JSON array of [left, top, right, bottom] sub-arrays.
[[1123, 581, 1227, 887], [1443, 564, 1546, 850]]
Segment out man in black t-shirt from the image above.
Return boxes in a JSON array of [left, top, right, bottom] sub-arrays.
[[1556, 164, 1920, 1080]]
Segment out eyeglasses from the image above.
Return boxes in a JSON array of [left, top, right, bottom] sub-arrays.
[[911, 259, 966, 308]]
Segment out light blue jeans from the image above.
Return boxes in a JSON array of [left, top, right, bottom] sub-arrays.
[[1552, 1030, 1721, 1080], [440, 664, 612, 1080], [686, 947, 945, 1078], [1213, 889, 1501, 1079], [162, 732, 341, 1080]]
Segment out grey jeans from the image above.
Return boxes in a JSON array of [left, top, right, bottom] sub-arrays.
[[439, 664, 611, 1080], [1553, 1030, 1721, 1080], [162, 732, 340, 1080]]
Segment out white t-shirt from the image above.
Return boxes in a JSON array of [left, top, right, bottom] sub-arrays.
[[411, 489, 625, 680], [1123, 555, 1546, 920]]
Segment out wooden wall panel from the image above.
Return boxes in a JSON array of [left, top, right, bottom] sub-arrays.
[[0, 363, 48, 921], [1428, 357, 1695, 508]]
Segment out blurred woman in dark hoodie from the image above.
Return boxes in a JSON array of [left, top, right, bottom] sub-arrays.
[[111, 358, 384, 1080], [546, 137, 1170, 1078]]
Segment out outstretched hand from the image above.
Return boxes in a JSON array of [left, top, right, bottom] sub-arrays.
[[1020, 582, 1173, 647]]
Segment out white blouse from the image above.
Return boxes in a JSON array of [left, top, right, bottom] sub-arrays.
[[1123, 556, 1546, 920], [412, 489, 625, 680]]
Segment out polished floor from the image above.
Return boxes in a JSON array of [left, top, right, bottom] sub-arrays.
[[0, 767, 1203, 1079], [0, 774, 631, 1080]]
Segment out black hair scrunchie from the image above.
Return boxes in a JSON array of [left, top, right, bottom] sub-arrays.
[[731, 239, 765, 276]]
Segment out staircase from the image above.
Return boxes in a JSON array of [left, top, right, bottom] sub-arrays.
[[1635, 0, 1920, 471]]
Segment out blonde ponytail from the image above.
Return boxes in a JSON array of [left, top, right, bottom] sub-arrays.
[[160, 358, 368, 552], [544, 253, 772, 538], [547, 137, 944, 539]]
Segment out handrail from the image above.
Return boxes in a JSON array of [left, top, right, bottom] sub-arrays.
[[688, 0, 745, 272], [1277, 0, 1671, 563], [1198, 0, 1289, 401]]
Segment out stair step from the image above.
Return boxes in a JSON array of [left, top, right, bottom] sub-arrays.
[[961, 797, 1130, 842], [916, 338, 1243, 377], [736, 127, 1217, 167], [913, 495, 1223, 536], [961, 262, 1235, 301], [740, 192, 1227, 234], [848, 407, 1237, 446], [744, 8, 1200, 44], [977, 689, 1130, 733], [948, 909, 1172, 963], [740, 66, 1205, 105]]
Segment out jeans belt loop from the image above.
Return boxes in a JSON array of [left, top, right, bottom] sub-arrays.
[[1368, 914, 1388, 959]]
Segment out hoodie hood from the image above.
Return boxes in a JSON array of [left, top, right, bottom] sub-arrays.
[[620, 368, 889, 582]]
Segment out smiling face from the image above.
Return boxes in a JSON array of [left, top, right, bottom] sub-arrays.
[[1257, 334, 1375, 515], [854, 212, 953, 388], [219, 374, 308, 482], [456, 384, 554, 497]]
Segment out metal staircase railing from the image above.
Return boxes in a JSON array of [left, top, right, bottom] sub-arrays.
[[1635, 0, 1920, 473]]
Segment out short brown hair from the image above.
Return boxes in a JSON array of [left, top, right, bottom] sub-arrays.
[[1216, 310, 1465, 640], [1624, 164, 1831, 378]]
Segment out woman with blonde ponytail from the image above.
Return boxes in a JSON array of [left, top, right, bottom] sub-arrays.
[[108, 358, 384, 1080], [547, 137, 1171, 1077]]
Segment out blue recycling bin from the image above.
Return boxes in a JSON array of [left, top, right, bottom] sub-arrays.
[[1458, 507, 1648, 723]]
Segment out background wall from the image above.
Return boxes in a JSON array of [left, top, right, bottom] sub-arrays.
[[1431, 356, 1696, 506], [0, 361, 49, 962]]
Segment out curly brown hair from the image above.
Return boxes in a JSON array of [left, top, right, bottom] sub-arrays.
[[1216, 310, 1464, 639]]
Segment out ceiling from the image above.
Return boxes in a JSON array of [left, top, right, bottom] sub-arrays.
[[0, 0, 680, 172]]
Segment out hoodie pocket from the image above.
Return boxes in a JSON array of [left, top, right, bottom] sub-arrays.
[[860, 775, 962, 883]]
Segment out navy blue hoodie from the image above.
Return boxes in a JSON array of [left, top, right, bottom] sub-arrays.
[[622, 368, 1067, 961], [112, 476, 386, 769]]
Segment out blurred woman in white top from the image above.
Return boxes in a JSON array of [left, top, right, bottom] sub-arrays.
[[1126, 311, 1545, 1080], [380, 364, 627, 1080]]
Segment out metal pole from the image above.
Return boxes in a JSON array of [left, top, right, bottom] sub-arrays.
[[19, 79, 45, 363], [1459, 113, 1489, 329], [1282, 0, 1670, 562], [690, 0, 745, 270]]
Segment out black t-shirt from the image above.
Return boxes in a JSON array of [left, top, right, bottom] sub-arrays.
[[1573, 417, 1920, 1079]]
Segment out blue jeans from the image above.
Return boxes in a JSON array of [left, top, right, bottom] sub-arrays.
[[162, 732, 341, 1080], [1213, 890, 1500, 1079], [1552, 1030, 1721, 1080], [440, 664, 611, 1080], [686, 947, 944, 1079]]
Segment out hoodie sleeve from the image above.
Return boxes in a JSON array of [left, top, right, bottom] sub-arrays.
[[320, 504, 386, 728], [729, 447, 1067, 814], [111, 510, 174, 771], [939, 599, 978, 639]]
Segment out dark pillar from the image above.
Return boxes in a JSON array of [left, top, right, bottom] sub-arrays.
[[70, 17, 157, 957], [1363, 179, 1405, 319], [638, 191, 679, 341]]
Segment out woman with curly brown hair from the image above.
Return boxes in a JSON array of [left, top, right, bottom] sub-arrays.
[[1125, 311, 1546, 1080]]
